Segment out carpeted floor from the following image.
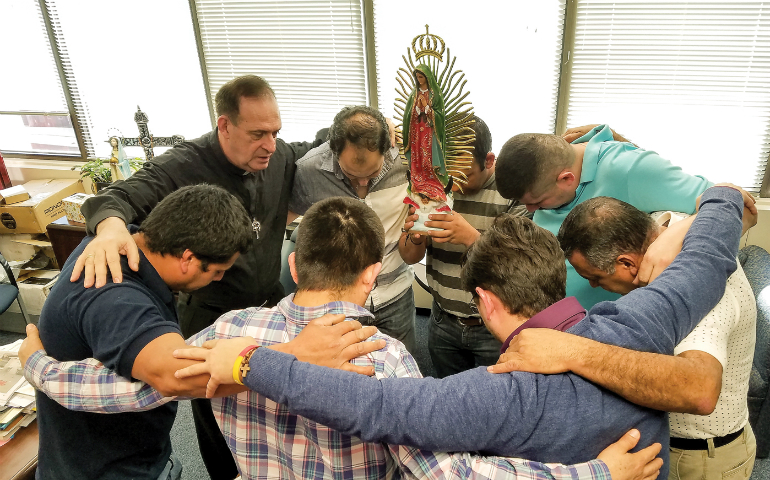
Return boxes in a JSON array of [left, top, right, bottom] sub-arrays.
[[0, 329, 24, 346]]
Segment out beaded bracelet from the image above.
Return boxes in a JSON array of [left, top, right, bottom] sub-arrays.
[[232, 345, 259, 385], [408, 233, 425, 246]]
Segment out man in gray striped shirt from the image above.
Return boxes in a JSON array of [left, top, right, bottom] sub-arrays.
[[289, 106, 416, 354], [399, 116, 529, 377]]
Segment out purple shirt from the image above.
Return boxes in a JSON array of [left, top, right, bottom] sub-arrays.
[[501, 297, 587, 353]]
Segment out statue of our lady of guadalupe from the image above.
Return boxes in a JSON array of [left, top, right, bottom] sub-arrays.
[[395, 26, 476, 232]]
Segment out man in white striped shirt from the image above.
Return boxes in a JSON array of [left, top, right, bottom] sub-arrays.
[[399, 115, 529, 377]]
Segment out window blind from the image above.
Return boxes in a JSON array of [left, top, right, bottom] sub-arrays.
[[0, 0, 80, 156], [565, 0, 770, 192], [193, 0, 369, 143], [50, 0, 210, 159]]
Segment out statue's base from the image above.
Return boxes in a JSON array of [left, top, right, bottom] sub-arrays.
[[404, 192, 453, 232], [410, 211, 442, 232]]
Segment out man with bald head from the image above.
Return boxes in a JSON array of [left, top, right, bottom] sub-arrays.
[[554, 196, 757, 480]]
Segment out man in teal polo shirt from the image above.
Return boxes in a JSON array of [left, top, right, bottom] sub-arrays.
[[495, 124, 712, 308]]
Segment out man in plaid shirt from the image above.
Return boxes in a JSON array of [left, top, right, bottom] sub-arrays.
[[21, 197, 659, 480]]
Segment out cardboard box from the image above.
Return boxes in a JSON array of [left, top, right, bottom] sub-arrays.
[[62, 193, 93, 224], [0, 179, 85, 234], [0, 186, 30, 205], [5, 270, 59, 316], [0, 234, 38, 263]]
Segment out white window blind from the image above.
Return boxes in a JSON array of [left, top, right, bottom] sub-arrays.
[[51, 0, 210, 159], [194, 0, 369, 143], [373, 0, 567, 149], [566, 0, 770, 192], [0, 0, 79, 156]]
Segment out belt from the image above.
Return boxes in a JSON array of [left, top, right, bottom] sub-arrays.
[[670, 427, 744, 450], [456, 316, 484, 327], [433, 302, 484, 327]]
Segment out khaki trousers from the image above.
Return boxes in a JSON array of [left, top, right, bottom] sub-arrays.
[[669, 423, 756, 480]]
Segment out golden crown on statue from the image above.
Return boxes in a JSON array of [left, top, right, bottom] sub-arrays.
[[412, 25, 446, 61]]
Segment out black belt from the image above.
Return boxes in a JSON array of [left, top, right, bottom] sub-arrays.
[[670, 427, 744, 450], [456, 316, 484, 327], [434, 302, 484, 327]]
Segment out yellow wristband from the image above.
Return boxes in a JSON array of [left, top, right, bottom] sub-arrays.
[[233, 355, 245, 385]]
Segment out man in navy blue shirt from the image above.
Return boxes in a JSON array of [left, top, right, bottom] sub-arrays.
[[175, 185, 745, 480], [33, 185, 254, 480], [25, 184, 388, 480]]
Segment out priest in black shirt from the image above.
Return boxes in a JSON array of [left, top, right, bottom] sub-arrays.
[[77, 75, 324, 480]]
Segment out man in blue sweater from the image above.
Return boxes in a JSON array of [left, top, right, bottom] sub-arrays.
[[173, 185, 745, 480]]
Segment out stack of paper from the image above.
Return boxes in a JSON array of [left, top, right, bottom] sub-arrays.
[[0, 340, 37, 447]]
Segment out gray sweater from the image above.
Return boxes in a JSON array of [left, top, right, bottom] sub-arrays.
[[245, 187, 744, 479]]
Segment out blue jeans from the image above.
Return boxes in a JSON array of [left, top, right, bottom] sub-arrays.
[[428, 301, 502, 378], [364, 286, 417, 355]]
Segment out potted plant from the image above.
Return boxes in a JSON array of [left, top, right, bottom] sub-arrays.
[[72, 158, 112, 193]]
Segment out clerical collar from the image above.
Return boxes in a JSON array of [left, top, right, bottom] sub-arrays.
[[500, 297, 586, 354]]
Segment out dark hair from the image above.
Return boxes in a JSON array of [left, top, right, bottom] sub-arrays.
[[496, 133, 573, 200], [328, 106, 390, 159], [294, 197, 384, 292], [471, 115, 492, 170], [461, 214, 566, 317], [139, 185, 252, 270], [557, 196, 658, 274], [215, 75, 276, 125]]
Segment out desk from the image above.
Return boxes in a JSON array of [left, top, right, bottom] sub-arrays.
[[0, 420, 38, 480], [46, 221, 87, 269]]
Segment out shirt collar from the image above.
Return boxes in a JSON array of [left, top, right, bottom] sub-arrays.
[[500, 297, 586, 354], [124, 225, 175, 306], [571, 124, 614, 185], [276, 294, 374, 327], [210, 128, 248, 177], [480, 171, 496, 191], [544, 124, 616, 214]]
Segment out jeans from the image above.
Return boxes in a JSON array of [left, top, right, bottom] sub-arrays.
[[363, 286, 417, 355], [157, 451, 183, 480], [428, 301, 502, 378]]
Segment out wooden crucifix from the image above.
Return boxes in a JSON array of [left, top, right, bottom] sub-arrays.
[[119, 106, 185, 161]]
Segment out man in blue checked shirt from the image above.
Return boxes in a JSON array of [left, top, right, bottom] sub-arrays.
[[20, 197, 659, 480]]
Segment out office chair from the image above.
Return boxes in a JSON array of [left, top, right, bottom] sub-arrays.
[[0, 251, 30, 324], [740, 244, 770, 458]]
